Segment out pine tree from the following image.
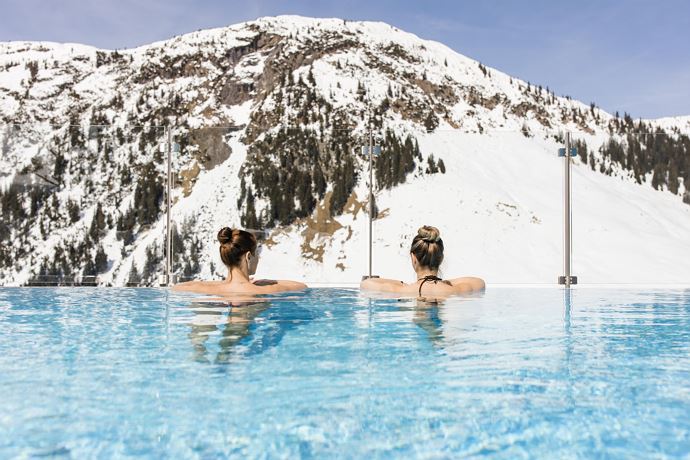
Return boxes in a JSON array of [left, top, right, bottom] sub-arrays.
[[26, 61, 39, 82], [94, 245, 108, 273], [330, 157, 357, 216], [171, 223, 185, 262], [312, 163, 326, 198], [133, 163, 163, 226], [652, 164, 666, 190], [29, 187, 46, 217], [142, 245, 160, 283], [297, 172, 315, 217], [89, 203, 106, 241], [424, 111, 438, 133], [576, 140, 588, 165], [53, 150, 67, 181], [241, 189, 259, 230], [83, 256, 96, 276], [128, 261, 140, 285], [68, 113, 83, 148], [668, 161, 679, 194], [426, 155, 439, 174], [189, 237, 201, 275], [183, 261, 193, 278], [67, 199, 80, 223], [357, 80, 366, 99]]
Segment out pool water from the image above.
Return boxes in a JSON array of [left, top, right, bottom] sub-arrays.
[[0, 287, 689, 458]]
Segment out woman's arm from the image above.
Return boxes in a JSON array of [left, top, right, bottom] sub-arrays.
[[360, 277, 405, 293], [447, 276, 485, 292], [172, 280, 221, 293], [254, 279, 307, 293]]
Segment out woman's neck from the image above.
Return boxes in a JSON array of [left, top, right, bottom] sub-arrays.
[[226, 266, 250, 283], [415, 267, 438, 280]]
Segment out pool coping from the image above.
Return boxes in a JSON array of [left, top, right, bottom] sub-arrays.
[[309, 283, 690, 289], [3, 283, 690, 289]]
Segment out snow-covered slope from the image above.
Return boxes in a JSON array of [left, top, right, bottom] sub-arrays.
[[1, 15, 689, 286], [255, 131, 690, 284]]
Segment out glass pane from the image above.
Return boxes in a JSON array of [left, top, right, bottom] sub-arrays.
[[171, 125, 358, 286], [0, 123, 168, 286], [106, 125, 168, 287], [571, 129, 690, 284], [369, 129, 562, 285], [7, 119, 684, 287], [166, 126, 567, 286]]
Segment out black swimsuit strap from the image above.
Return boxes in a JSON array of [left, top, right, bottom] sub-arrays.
[[418, 275, 445, 296]]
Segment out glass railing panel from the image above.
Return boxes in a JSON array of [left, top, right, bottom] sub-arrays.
[[571, 129, 690, 284], [166, 126, 568, 287], [8, 121, 686, 287], [163, 126, 566, 286], [171, 126, 362, 286], [0, 123, 58, 286], [368, 129, 563, 285], [0, 123, 168, 286], [109, 124, 168, 287]]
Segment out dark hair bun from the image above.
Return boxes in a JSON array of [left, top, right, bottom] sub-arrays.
[[217, 227, 234, 245], [217, 227, 258, 268], [417, 225, 441, 243]]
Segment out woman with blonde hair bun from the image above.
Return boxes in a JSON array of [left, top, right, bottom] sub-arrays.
[[360, 225, 485, 296], [173, 227, 306, 295]]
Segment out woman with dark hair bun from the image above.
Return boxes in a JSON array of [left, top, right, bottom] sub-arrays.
[[173, 227, 307, 295], [360, 225, 485, 296]]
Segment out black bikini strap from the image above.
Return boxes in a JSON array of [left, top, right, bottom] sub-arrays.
[[418, 275, 443, 296]]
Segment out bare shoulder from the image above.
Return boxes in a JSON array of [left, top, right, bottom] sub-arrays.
[[360, 277, 409, 293], [172, 280, 224, 293], [252, 279, 308, 294], [447, 276, 486, 293]]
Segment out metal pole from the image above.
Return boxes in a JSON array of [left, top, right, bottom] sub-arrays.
[[368, 121, 373, 278], [564, 132, 571, 287], [166, 128, 172, 286]]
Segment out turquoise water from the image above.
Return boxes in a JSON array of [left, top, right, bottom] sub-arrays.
[[0, 287, 689, 458]]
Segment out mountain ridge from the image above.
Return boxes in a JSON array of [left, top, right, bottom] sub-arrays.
[[1, 15, 689, 285]]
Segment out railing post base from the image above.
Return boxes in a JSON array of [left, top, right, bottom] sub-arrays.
[[558, 275, 578, 286]]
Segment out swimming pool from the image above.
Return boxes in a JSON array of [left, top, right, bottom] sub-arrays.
[[0, 287, 689, 458]]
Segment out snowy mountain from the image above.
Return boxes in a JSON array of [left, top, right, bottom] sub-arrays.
[[1, 15, 689, 286]]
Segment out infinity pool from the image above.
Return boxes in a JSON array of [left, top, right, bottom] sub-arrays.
[[0, 288, 689, 458]]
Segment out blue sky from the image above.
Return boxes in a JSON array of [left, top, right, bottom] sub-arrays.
[[2, 0, 688, 118]]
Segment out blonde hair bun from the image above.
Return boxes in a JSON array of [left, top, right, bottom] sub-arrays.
[[417, 225, 441, 243]]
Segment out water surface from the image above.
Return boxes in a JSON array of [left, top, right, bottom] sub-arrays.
[[0, 288, 689, 458]]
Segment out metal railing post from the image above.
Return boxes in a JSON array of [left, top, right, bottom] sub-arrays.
[[564, 132, 571, 287], [361, 108, 379, 282], [559, 132, 577, 287], [368, 125, 373, 278], [166, 128, 172, 286]]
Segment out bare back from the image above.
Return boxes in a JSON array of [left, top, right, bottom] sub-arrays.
[[361, 276, 485, 297]]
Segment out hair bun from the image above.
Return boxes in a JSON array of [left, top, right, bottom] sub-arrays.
[[217, 227, 233, 245], [417, 225, 441, 243]]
